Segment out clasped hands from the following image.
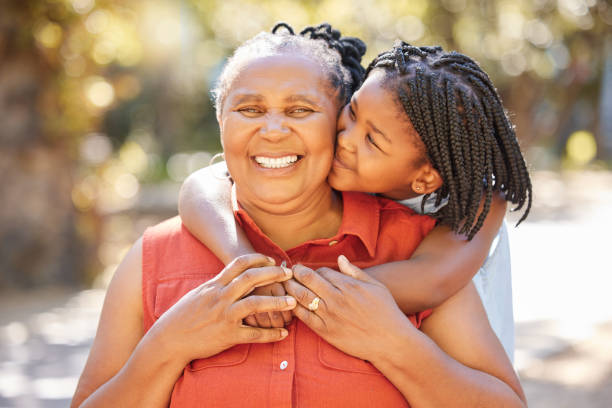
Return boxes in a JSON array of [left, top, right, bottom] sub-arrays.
[[245, 255, 412, 363], [153, 253, 411, 367]]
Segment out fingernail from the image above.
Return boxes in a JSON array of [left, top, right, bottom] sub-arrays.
[[267, 256, 276, 264], [282, 266, 292, 277], [286, 296, 297, 307], [280, 329, 288, 338], [338, 254, 347, 264]]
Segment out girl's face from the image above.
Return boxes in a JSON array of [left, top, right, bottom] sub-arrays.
[[328, 69, 430, 200], [220, 53, 340, 209]]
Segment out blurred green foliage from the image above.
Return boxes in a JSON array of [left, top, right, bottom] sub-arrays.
[[7, 0, 612, 170], [1, 0, 611, 286]]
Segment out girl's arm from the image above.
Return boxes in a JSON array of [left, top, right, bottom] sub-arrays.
[[179, 164, 291, 328], [179, 165, 506, 316], [178, 162, 254, 264], [366, 193, 507, 315]]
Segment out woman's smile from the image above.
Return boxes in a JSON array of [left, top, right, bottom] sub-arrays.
[[253, 154, 302, 170], [220, 53, 339, 207]]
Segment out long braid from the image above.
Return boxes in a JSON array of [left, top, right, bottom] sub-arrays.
[[370, 41, 532, 239], [460, 91, 485, 234]]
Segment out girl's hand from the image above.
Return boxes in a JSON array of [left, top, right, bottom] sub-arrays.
[[243, 283, 293, 328], [151, 253, 297, 366], [284, 255, 414, 365]]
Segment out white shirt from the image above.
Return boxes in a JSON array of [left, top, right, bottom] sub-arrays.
[[398, 195, 514, 362]]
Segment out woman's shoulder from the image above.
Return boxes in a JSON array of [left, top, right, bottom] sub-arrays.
[[143, 215, 183, 241], [141, 216, 224, 331], [143, 215, 210, 254], [141, 215, 222, 284]]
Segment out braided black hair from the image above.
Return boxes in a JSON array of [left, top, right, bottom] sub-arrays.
[[213, 22, 366, 114], [367, 41, 532, 239]]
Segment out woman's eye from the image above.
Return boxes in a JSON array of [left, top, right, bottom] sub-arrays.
[[238, 107, 263, 115], [288, 107, 313, 116]]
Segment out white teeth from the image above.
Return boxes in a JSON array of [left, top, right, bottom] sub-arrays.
[[254, 155, 299, 168]]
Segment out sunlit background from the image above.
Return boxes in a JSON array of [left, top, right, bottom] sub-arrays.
[[1, 0, 611, 407]]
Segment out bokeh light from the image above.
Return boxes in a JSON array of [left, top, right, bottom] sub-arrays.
[[80, 133, 113, 165], [566, 130, 597, 165], [71, 0, 95, 15], [85, 77, 115, 108], [85, 10, 110, 34], [396, 16, 425, 42], [35, 21, 63, 49]]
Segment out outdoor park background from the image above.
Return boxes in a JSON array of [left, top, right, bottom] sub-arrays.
[[1, 0, 611, 406]]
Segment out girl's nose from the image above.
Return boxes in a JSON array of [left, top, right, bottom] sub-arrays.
[[336, 129, 356, 153], [336, 107, 356, 153]]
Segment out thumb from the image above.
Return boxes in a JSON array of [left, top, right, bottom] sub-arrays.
[[337, 255, 371, 282]]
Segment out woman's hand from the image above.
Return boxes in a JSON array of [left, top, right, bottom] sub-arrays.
[[151, 253, 297, 366], [284, 255, 414, 365], [243, 283, 293, 328]]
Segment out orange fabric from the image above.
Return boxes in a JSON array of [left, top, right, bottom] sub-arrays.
[[142, 192, 436, 408]]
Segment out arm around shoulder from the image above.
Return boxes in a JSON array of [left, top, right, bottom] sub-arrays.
[[178, 164, 253, 264], [366, 193, 507, 314]]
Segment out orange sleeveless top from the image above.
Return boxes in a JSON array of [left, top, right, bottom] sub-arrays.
[[142, 192, 436, 407]]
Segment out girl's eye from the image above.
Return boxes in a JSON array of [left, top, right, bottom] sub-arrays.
[[366, 134, 380, 150], [348, 105, 356, 120]]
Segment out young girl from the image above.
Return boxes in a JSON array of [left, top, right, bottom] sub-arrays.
[[179, 26, 532, 360]]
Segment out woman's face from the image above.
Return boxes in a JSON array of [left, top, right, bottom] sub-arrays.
[[220, 53, 340, 209], [328, 69, 428, 200]]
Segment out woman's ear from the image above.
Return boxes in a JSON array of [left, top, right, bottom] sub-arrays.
[[411, 163, 443, 195]]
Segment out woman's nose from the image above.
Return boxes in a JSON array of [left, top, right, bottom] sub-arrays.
[[259, 114, 290, 139]]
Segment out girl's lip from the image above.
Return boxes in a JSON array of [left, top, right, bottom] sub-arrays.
[[332, 152, 351, 170]]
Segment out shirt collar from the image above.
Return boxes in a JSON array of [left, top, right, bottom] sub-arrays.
[[397, 193, 448, 215], [231, 187, 380, 258], [335, 191, 379, 257]]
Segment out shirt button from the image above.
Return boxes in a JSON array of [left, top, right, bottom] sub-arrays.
[[280, 360, 288, 370], [328, 240, 338, 246]]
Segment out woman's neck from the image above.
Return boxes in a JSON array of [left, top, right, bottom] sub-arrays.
[[237, 186, 343, 251]]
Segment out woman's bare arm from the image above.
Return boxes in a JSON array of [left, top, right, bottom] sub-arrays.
[[178, 163, 254, 264], [374, 281, 526, 407], [366, 194, 507, 314], [71, 239, 187, 407], [72, 247, 294, 407], [289, 258, 525, 407]]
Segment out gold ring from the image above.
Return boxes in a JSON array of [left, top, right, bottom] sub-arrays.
[[308, 297, 320, 312]]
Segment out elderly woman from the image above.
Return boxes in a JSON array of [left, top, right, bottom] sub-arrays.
[[72, 24, 526, 407]]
